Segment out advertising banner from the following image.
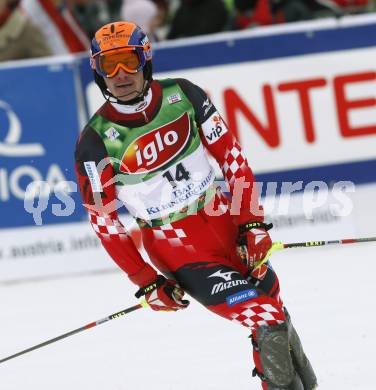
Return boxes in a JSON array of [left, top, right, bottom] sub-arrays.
[[0, 60, 86, 229], [0, 60, 98, 282]]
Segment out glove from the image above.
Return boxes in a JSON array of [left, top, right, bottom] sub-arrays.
[[237, 221, 273, 270], [135, 275, 190, 312]]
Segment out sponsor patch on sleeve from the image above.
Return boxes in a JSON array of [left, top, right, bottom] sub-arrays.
[[226, 289, 259, 306], [84, 161, 103, 193], [201, 112, 228, 144]]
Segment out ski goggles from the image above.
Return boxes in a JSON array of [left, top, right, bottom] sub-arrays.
[[92, 48, 144, 78]]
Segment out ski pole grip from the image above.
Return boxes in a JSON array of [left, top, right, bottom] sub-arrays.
[[254, 241, 284, 269]]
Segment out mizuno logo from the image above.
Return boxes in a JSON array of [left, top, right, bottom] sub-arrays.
[[202, 98, 213, 116], [211, 280, 248, 295], [208, 269, 239, 282], [208, 269, 248, 295], [202, 98, 210, 108]]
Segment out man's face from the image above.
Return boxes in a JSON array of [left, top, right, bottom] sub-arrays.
[[103, 68, 145, 102]]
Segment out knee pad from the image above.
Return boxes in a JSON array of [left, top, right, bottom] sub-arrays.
[[284, 309, 318, 390], [254, 322, 304, 389]]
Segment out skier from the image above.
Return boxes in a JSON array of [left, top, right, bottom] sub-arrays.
[[75, 21, 317, 390]]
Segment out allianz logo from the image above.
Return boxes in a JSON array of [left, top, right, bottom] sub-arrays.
[[0, 100, 45, 157], [208, 269, 248, 295]]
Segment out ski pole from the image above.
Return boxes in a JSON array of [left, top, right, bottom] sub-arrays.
[[0, 299, 149, 364], [255, 236, 376, 269]]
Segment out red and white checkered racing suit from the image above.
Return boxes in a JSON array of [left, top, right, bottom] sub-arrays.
[[75, 78, 287, 388]]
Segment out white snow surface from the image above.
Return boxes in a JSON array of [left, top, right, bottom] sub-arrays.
[[1, 243, 375, 390]]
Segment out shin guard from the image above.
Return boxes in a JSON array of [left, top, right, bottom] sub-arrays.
[[284, 309, 317, 390], [253, 323, 304, 389]]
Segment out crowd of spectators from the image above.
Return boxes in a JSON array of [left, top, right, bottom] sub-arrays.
[[0, 0, 375, 62]]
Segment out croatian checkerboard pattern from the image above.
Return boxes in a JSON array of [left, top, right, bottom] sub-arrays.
[[89, 213, 128, 238], [231, 301, 285, 329], [152, 224, 195, 251], [222, 142, 248, 186]]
